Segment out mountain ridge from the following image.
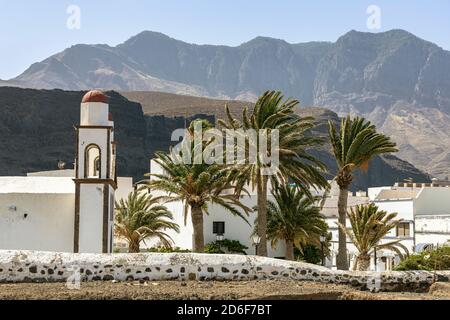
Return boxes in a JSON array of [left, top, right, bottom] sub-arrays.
[[0, 87, 429, 191], [2, 29, 450, 178]]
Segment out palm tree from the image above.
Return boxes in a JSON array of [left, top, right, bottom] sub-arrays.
[[115, 189, 180, 253], [219, 90, 328, 256], [338, 203, 409, 271], [261, 182, 328, 260], [148, 133, 251, 252], [328, 116, 398, 270]]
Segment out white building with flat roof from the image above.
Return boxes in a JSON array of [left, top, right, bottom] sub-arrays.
[[371, 183, 450, 253], [0, 91, 134, 254]]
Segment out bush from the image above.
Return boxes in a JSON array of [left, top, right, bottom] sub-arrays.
[[204, 239, 248, 254], [295, 245, 323, 265], [146, 246, 191, 253], [204, 242, 225, 254], [395, 245, 450, 271]]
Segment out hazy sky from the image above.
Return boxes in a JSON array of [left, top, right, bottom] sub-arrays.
[[1, 0, 449, 79]]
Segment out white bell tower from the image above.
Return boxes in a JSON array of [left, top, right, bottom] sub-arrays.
[[73, 90, 116, 253]]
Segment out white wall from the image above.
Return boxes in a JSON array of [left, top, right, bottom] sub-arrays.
[[78, 184, 104, 253], [4, 250, 447, 291], [142, 199, 194, 250], [142, 195, 286, 257], [205, 195, 286, 257], [372, 199, 415, 253], [115, 177, 134, 202], [374, 199, 414, 222], [416, 215, 450, 246], [0, 193, 74, 252], [80, 102, 109, 126]]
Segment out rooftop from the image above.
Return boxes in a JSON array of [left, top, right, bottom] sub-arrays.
[[82, 90, 108, 104], [375, 189, 421, 201], [27, 169, 74, 177], [0, 177, 75, 194], [321, 196, 369, 218]]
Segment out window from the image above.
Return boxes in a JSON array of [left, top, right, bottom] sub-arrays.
[[213, 221, 225, 235], [84, 144, 101, 178], [396, 222, 410, 237], [94, 156, 100, 174]]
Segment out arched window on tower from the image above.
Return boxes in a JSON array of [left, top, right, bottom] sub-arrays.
[[85, 144, 101, 178]]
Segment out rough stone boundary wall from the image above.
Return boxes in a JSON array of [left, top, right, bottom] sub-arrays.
[[1, 250, 449, 291]]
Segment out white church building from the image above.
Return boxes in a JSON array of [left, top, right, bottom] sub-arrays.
[[0, 90, 133, 254]]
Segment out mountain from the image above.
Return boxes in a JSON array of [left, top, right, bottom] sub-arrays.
[[2, 30, 450, 178], [0, 87, 427, 191], [0, 87, 218, 181], [0, 87, 429, 190], [121, 90, 430, 190], [312, 30, 450, 179], [7, 31, 334, 102]]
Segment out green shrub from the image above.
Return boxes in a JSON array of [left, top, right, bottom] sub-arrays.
[[146, 246, 191, 253], [395, 245, 450, 271], [204, 242, 225, 254], [294, 245, 323, 265], [204, 239, 248, 254]]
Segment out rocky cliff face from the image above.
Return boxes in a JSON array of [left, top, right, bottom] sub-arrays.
[[0, 87, 428, 190], [312, 30, 450, 179], [3, 29, 449, 178]]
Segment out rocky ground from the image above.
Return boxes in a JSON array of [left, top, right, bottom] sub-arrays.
[[0, 280, 449, 300]]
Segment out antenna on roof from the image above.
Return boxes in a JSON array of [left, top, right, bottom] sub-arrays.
[[57, 160, 66, 170]]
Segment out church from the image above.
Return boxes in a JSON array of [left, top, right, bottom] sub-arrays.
[[0, 90, 133, 253]]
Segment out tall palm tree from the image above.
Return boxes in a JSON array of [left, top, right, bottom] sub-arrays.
[[148, 140, 251, 252], [149, 152, 250, 252], [261, 182, 328, 260], [338, 203, 409, 271], [328, 116, 397, 270], [219, 90, 328, 256], [115, 189, 179, 253]]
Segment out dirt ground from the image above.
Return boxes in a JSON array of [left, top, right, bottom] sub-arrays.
[[0, 280, 449, 300]]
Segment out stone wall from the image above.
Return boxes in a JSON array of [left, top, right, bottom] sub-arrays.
[[1, 250, 449, 292]]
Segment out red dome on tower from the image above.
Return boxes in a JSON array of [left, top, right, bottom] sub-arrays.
[[82, 90, 108, 103]]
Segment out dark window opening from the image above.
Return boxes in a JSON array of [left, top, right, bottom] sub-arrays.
[[84, 144, 101, 178], [213, 221, 225, 235], [396, 222, 410, 237]]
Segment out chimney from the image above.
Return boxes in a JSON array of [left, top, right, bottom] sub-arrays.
[[57, 160, 66, 170]]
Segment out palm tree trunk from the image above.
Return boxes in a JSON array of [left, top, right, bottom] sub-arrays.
[[128, 240, 140, 253], [285, 239, 294, 260], [256, 173, 268, 257], [356, 253, 371, 271], [336, 186, 349, 270], [191, 205, 204, 253]]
